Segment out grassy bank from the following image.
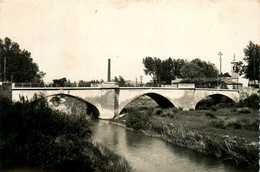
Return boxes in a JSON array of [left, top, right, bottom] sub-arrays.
[[0, 96, 132, 172], [112, 96, 259, 170]]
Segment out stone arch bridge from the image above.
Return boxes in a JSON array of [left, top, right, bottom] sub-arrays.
[[8, 83, 240, 119]]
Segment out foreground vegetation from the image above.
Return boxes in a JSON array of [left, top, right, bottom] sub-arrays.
[[0, 96, 132, 172], [113, 95, 259, 170]]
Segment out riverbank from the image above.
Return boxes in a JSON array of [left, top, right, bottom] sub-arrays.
[[110, 98, 259, 170], [0, 96, 132, 172]]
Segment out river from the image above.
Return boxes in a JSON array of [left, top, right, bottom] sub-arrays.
[[92, 120, 253, 172]]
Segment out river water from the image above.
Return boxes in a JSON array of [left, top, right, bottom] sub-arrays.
[[92, 120, 253, 172]]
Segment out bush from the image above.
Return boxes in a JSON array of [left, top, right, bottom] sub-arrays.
[[244, 94, 259, 109], [211, 106, 217, 111], [225, 120, 242, 129], [205, 112, 216, 118], [0, 96, 132, 171], [155, 108, 163, 115], [211, 119, 225, 129], [125, 109, 150, 130], [196, 97, 214, 110], [151, 123, 164, 134], [152, 108, 176, 118], [237, 118, 259, 131], [242, 120, 259, 131], [0, 97, 92, 170], [236, 107, 251, 113], [210, 117, 258, 132], [235, 94, 259, 109], [178, 107, 183, 111]]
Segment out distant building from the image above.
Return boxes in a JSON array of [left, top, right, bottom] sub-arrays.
[[230, 55, 239, 83], [124, 80, 136, 87], [228, 55, 243, 89]]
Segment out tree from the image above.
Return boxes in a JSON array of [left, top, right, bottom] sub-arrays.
[[242, 41, 259, 81], [143, 57, 162, 86], [161, 58, 175, 84], [143, 57, 188, 85], [220, 72, 231, 77], [113, 75, 126, 86], [180, 58, 218, 79], [0, 37, 45, 83], [78, 80, 91, 87], [172, 59, 187, 78], [53, 78, 67, 87], [180, 62, 203, 79]]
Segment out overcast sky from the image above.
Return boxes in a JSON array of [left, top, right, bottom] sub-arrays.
[[0, 0, 259, 83]]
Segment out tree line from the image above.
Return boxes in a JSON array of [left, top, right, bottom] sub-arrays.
[[0, 37, 258, 87], [143, 57, 219, 86], [48, 76, 131, 87], [143, 41, 259, 86]]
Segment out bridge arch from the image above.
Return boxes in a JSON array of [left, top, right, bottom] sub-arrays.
[[195, 93, 235, 110], [43, 94, 100, 118], [118, 92, 175, 114]]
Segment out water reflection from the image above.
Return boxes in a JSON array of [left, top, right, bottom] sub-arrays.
[[92, 120, 254, 172]]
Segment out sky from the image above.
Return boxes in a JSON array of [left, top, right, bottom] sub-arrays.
[[0, 0, 259, 83]]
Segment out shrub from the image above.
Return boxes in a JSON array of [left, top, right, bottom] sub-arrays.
[[0, 96, 132, 171], [172, 107, 178, 113], [205, 112, 216, 118], [235, 94, 259, 109], [178, 107, 183, 111], [244, 94, 259, 109], [159, 108, 175, 118], [155, 109, 163, 115], [236, 107, 251, 113], [238, 118, 259, 131], [196, 97, 214, 110], [211, 106, 217, 111], [125, 109, 150, 130], [243, 120, 259, 131], [0, 97, 92, 170], [151, 123, 164, 134], [226, 120, 242, 129], [211, 119, 225, 129]]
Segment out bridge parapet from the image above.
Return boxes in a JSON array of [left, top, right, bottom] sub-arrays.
[[8, 83, 240, 119]]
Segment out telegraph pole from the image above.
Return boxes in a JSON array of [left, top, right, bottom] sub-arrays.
[[218, 52, 223, 88], [218, 52, 223, 74]]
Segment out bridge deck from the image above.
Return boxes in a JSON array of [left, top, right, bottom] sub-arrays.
[[11, 86, 239, 92]]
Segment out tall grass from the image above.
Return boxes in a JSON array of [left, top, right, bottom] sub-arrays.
[[211, 118, 259, 131], [160, 124, 258, 168], [122, 106, 258, 169]]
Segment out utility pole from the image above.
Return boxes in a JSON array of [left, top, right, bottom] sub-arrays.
[[218, 52, 223, 74], [218, 52, 223, 88], [135, 77, 137, 87], [140, 75, 143, 86]]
